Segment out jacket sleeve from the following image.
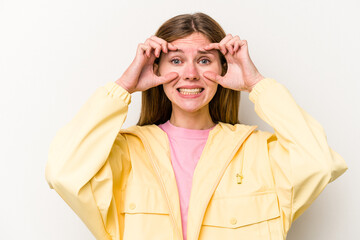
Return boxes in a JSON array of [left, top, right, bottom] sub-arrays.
[[248, 78, 348, 234], [45, 81, 132, 240]]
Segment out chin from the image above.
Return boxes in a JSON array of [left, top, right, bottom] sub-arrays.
[[173, 103, 209, 113]]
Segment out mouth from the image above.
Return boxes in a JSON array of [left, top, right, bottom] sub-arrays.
[[176, 88, 205, 95]]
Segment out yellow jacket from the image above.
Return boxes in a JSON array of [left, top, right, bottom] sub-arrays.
[[45, 78, 348, 240]]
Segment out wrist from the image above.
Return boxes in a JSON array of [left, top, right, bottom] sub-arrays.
[[246, 75, 265, 93], [115, 79, 134, 94]]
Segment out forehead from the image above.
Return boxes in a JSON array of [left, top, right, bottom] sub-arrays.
[[171, 32, 211, 45], [170, 33, 211, 49], [168, 33, 216, 55]]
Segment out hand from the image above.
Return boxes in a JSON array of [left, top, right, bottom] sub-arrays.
[[201, 34, 265, 92], [115, 36, 179, 93]]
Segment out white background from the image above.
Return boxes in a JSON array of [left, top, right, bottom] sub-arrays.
[[1, 0, 359, 239]]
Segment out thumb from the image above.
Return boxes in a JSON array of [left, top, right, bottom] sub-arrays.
[[158, 72, 179, 84], [203, 71, 223, 84]]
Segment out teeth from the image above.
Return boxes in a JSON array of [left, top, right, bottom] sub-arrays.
[[178, 88, 203, 95]]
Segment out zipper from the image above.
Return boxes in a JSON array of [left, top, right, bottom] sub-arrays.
[[193, 125, 257, 240], [120, 129, 182, 240], [236, 143, 246, 184]]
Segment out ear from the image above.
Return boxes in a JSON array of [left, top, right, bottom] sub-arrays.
[[153, 63, 160, 76], [221, 62, 227, 76]]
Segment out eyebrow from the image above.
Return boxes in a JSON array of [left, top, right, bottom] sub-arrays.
[[168, 48, 216, 55]]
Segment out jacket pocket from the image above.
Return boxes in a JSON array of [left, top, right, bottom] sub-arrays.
[[200, 192, 283, 240], [119, 186, 173, 240]]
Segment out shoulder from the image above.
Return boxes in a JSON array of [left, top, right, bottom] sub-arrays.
[[119, 124, 168, 143], [218, 122, 274, 142], [119, 124, 154, 133], [218, 122, 270, 136]]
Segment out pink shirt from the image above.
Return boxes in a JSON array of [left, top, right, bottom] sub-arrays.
[[158, 120, 216, 240]]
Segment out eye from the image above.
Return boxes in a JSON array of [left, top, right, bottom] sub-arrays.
[[170, 58, 182, 64], [199, 58, 211, 64]]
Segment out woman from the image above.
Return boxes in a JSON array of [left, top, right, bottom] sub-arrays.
[[45, 12, 348, 240]]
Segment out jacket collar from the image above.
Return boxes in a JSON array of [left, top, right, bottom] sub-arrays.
[[121, 122, 258, 240]]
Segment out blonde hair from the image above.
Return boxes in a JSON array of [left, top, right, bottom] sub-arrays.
[[137, 12, 240, 126]]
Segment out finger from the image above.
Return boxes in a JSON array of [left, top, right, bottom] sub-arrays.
[[219, 34, 233, 45], [144, 39, 153, 57], [220, 45, 227, 55], [147, 39, 163, 58], [150, 35, 168, 53], [237, 40, 248, 54], [203, 43, 220, 51], [148, 52, 157, 63], [201, 36, 232, 51], [218, 34, 233, 55], [158, 72, 179, 85], [138, 43, 150, 57], [202, 43, 226, 55], [203, 38, 232, 55], [204, 43, 227, 55], [148, 39, 162, 58], [233, 41, 240, 52], [226, 36, 240, 55], [225, 42, 234, 55], [214, 42, 228, 55], [203, 71, 223, 84], [150, 36, 178, 53], [240, 39, 248, 47], [168, 42, 178, 51]]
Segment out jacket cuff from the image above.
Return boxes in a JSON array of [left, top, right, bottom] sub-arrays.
[[104, 81, 131, 105], [249, 78, 278, 103]]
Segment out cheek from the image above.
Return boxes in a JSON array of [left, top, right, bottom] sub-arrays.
[[209, 82, 219, 95], [159, 65, 171, 74], [162, 83, 175, 100], [158, 59, 174, 75], [202, 60, 222, 75], [204, 79, 219, 96]]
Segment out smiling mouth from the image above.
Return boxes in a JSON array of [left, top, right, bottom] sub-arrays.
[[177, 88, 204, 95]]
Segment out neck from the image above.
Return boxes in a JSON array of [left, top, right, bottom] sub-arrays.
[[169, 105, 216, 130]]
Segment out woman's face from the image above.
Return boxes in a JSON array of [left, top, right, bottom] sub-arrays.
[[156, 32, 222, 114]]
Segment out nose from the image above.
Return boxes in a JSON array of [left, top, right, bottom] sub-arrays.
[[183, 62, 200, 81]]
